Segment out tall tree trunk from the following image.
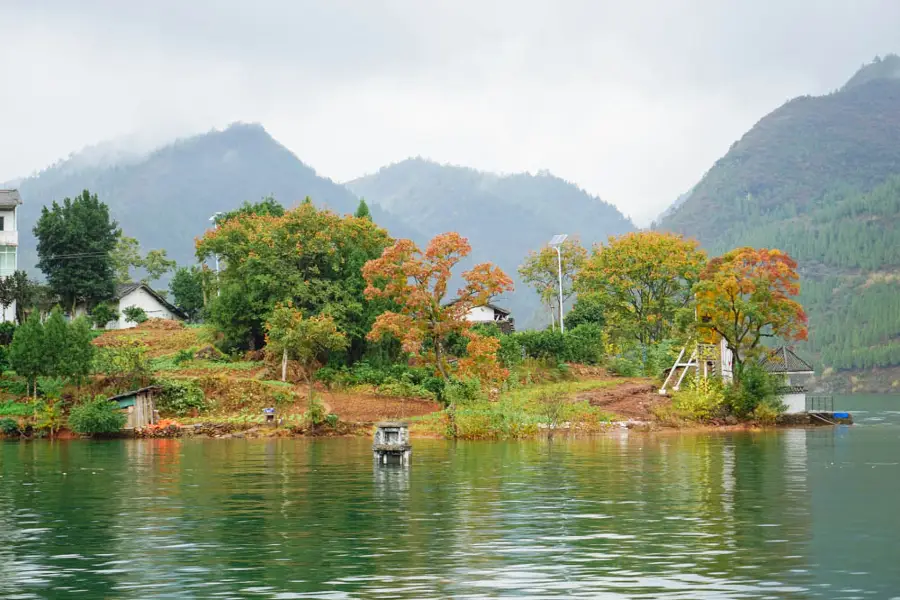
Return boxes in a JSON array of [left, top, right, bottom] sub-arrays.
[[281, 348, 288, 382], [433, 339, 456, 438]]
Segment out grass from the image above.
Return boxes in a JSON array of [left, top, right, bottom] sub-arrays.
[[0, 400, 34, 417], [412, 379, 617, 439], [151, 356, 264, 373]]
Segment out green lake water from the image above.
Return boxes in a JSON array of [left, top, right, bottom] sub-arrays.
[[2, 395, 899, 599]]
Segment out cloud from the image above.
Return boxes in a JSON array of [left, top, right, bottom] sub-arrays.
[[3, 0, 900, 224]]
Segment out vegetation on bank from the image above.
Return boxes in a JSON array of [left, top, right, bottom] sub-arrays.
[[1, 188, 806, 439]]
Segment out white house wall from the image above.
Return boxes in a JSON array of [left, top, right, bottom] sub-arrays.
[[115, 288, 178, 330], [465, 306, 498, 322], [782, 393, 807, 414]]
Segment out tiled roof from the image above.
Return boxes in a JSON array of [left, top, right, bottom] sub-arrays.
[[759, 346, 815, 374]]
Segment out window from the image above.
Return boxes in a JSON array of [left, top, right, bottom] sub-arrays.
[[0, 217, 5, 231], [0, 246, 15, 277]]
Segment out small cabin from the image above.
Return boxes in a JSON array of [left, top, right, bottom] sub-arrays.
[[759, 347, 815, 414], [448, 299, 515, 333], [107, 386, 160, 429]]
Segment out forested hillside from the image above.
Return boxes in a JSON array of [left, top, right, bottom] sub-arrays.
[[346, 158, 635, 323], [658, 56, 900, 380], [10, 123, 408, 273]]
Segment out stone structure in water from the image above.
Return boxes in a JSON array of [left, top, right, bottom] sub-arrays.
[[373, 421, 411, 465]]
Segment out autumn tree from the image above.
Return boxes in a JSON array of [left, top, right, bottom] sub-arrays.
[[196, 201, 391, 352], [265, 304, 348, 406], [694, 247, 807, 380], [576, 231, 707, 345], [362, 232, 514, 380], [519, 237, 587, 329]]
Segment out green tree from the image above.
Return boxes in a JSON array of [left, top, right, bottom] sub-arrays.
[[11, 271, 34, 325], [8, 312, 45, 397], [68, 396, 127, 435], [42, 308, 69, 382], [216, 196, 285, 225], [354, 198, 372, 220], [196, 201, 391, 352], [264, 305, 348, 405], [0, 277, 13, 322], [519, 238, 587, 329], [34, 190, 119, 312], [64, 317, 96, 383], [141, 249, 177, 284], [111, 235, 142, 284], [169, 266, 205, 321]]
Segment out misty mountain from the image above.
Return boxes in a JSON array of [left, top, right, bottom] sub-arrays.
[[658, 56, 900, 384], [347, 158, 635, 324], [10, 123, 409, 275]]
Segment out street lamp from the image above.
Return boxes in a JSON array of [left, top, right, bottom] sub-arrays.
[[209, 212, 224, 296], [548, 234, 568, 333]]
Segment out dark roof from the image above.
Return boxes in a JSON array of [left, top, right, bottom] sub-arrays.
[[115, 282, 188, 320], [106, 386, 161, 402], [0, 189, 22, 208], [759, 346, 815, 374]]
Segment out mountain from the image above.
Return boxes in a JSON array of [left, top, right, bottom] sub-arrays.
[[346, 158, 635, 324], [11, 123, 410, 275], [658, 56, 900, 388]]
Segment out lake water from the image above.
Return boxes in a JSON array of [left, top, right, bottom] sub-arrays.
[[2, 396, 899, 599]]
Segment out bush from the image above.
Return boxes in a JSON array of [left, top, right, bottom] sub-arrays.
[[672, 376, 726, 421], [0, 400, 32, 416], [726, 363, 781, 418], [156, 378, 207, 416], [94, 341, 152, 387], [0, 417, 19, 435], [752, 403, 781, 426], [34, 400, 64, 436], [91, 303, 119, 329], [497, 335, 524, 369], [563, 324, 605, 364], [443, 377, 484, 407], [68, 396, 127, 435], [0, 321, 16, 345], [173, 348, 195, 366], [122, 305, 148, 325], [515, 330, 567, 361]]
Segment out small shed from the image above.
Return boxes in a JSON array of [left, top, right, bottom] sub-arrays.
[[759, 347, 815, 414], [107, 386, 160, 429]]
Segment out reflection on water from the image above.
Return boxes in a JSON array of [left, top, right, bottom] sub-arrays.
[[1, 396, 898, 598]]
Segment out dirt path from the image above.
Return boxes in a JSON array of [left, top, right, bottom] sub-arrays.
[[576, 381, 669, 420]]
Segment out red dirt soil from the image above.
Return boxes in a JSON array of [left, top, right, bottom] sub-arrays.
[[577, 381, 669, 420], [323, 393, 441, 423]]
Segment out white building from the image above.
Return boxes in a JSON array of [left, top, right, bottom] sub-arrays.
[[0, 189, 21, 322], [759, 346, 816, 414], [462, 302, 515, 333], [77, 282, 187, 330]]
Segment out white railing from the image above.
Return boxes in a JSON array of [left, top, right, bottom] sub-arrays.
[[0, 231, 18, 246]]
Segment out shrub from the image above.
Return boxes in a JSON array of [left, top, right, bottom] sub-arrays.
[[443, 377, 484, 407], [325, 413, 339, 428], [672, 376, 725, 421], [173, 348, 195, 366], [0, 321, 16, 345], [94, 341, 152, 387], [515, 330, 568, 361], [0, 400, 32, 416], [726, 363, 781, 418], [752, 403, 781, 426], [563, 324, 605, 364], [37, 376, 66, 400], [497, 334, 524, 369], [156, 378, 207, 416], [68, 396, 127, 435], [0, 417, 19, 435], [90, 303, 119, 329], [122, 305, 148, 325], [34, 400, 64, 437]]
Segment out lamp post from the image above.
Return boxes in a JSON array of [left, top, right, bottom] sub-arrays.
[[548, 234, 568, 333], [209, 212, 224, 295]]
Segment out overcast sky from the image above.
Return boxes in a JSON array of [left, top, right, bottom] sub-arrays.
[[2, 1, 899, 224]]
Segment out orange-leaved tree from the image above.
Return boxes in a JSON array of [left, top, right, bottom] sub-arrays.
[[362, 232, 514, 380], [694, 247, 807, 380], [576, 231, 707, 345]]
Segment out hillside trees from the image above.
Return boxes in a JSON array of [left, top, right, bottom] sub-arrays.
[[362, 232, 514, 379], [519, 237, 587, 329], [196, 201, 391, 352], [169, 266, 205, 321], [694, 247, 807, 379], [576, 232, 706, 345], [34, 190, 119, 311], [264, 305, 348, 404]]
